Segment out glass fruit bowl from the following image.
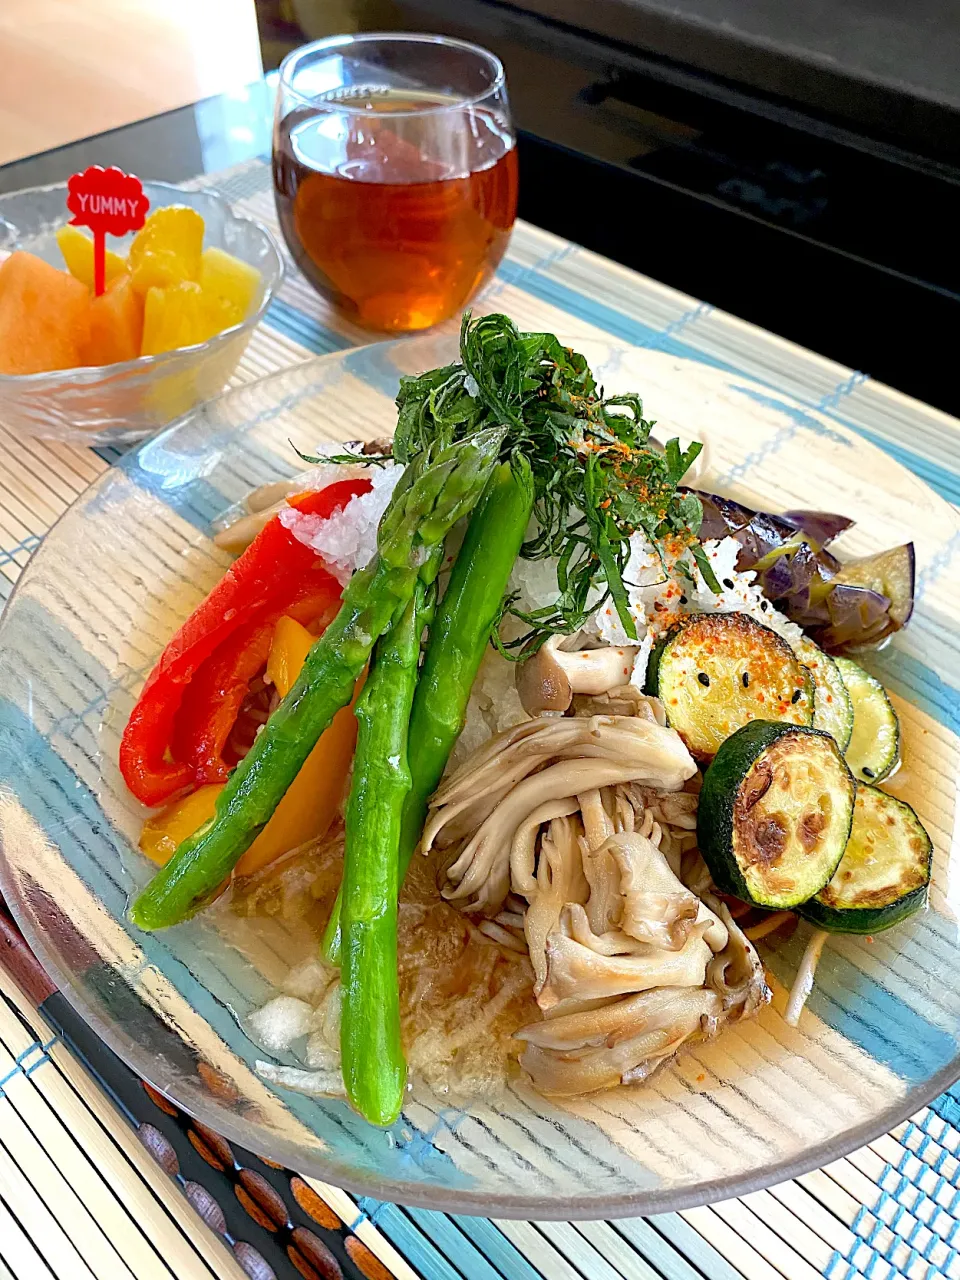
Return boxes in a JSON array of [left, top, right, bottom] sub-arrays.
[[0, 332, 956, 1218], [0, 180, 283, 445]]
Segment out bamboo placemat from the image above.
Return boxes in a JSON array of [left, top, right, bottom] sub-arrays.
[[1, 156, 959, 1280]]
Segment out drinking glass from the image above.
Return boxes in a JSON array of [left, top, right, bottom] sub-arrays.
[[273, 33, 518, 332]]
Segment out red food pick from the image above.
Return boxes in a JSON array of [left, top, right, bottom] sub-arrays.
[[67, 166, 149, 296], [119, 477, 372, 807]]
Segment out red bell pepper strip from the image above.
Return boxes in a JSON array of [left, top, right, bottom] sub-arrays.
[[171, 618, 276, 788], [171, 576, 344, 787], [119, 477, 371, 807]]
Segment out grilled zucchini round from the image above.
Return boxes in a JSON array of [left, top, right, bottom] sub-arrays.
[[788, 633, 854, 751], [834, 657, 900, 783], [798, 785, 931, 933], [698, 720, 855, 910], [646, 612, 814, 762]]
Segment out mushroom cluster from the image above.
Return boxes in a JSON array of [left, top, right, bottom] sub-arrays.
[[423, 695, 769, 1096]]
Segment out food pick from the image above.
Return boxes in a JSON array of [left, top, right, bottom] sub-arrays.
[[66, 166, 149, 296]]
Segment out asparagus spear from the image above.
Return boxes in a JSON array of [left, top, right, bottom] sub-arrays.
[[323, 457, 534, 963], [129, 429, 504, 932], [340, 579, 433, 1126]]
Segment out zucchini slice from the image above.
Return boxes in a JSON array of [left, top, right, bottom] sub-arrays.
[[647, 611, 814, 762], [799, 785, 931, 933], [789, 633, 854, 751], [698, 720, 855, 909], [834, 657, 900, 783]]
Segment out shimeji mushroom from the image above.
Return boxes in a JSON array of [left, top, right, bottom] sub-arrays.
[[515, 636, 639, 716]]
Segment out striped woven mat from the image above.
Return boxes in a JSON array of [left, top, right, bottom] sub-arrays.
[[1, 157, 959, 1280]]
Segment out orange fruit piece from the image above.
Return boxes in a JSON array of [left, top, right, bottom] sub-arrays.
[[0, 251, 91, 375], [128, 206, 204, 295], [56, 224, 126, 291], [81, 274, 144, 366]]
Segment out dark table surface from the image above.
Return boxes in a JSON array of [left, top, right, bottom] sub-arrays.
[[0, 77, 276, 197]]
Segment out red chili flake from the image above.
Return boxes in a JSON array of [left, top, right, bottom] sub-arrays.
[[757, 692, 765, 702]]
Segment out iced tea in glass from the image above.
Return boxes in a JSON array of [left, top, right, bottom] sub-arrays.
[[273, 34, 518, 332]]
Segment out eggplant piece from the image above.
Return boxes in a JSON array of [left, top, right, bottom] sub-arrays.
[[814, 584, 893, 651], [831, 544, 915, 629], [779, 510, 854, 548], [813, 547, 915, 653], [695, 492, 798, 563], [694, 491, 843, 585], [692, 489, 916, 652]]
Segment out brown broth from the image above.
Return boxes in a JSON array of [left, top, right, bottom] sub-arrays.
[[232, 823, 535, 1100]]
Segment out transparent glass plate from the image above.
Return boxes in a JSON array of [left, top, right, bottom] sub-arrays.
[[0, 331, 956, 1218]]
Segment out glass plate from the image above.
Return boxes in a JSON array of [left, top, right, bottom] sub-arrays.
[[0, 331, 956, 1218]]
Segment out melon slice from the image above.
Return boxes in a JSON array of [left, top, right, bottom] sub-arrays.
[[0, 251, 91, 375], [82, 274, 144, 365]]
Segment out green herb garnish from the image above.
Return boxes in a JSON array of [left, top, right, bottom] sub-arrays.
[[395, 312, 714, 651]]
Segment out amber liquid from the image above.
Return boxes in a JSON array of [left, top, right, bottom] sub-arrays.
[[273, 92, 518, 331]]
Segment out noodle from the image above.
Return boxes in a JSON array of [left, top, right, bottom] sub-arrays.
[[784, 929, 829, 1026], [744, 911, 793, 941]]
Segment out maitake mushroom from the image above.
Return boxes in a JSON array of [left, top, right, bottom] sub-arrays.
[[423, 714, 697, 915], [426, 707, 770, 1096]]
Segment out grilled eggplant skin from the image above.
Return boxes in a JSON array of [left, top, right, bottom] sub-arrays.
[[799, 785, 931, 933], [647, 611, 814, 763], [698, 720, 855, 910]]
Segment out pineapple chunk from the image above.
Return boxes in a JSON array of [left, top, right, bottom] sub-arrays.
[[200, 247, 260, 320], [141, 281, 225, 356], [56, 225, 126, 291]]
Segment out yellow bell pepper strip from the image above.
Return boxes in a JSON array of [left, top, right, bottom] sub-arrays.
[[140, 785, 222, 865], [139, 616, 358, 880], [234, 617, 359, 878]]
